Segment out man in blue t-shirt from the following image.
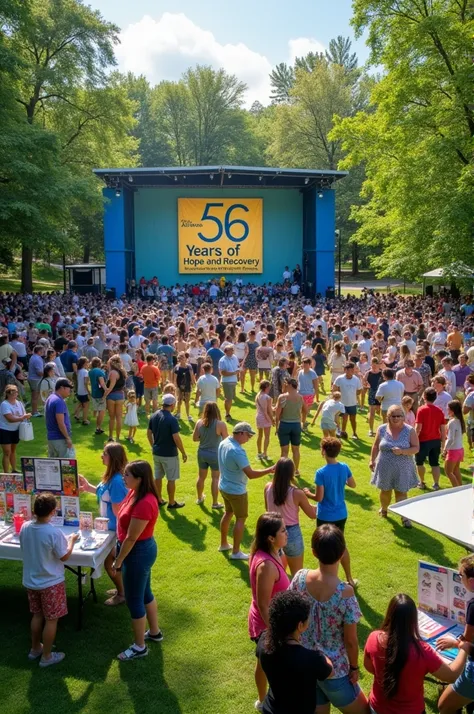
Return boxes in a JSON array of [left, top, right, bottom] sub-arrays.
[[304, 436, 357, 588], [88, 357, 107, 435], [147, 394, 186, 509], [44, 379, 74, 457], [156, 337, 176, 383], [207, 338, 224, 377], [218, 423, 274, 560], [60, 341, 78, 383]]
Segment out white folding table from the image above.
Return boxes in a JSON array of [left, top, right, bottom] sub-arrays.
[[389, 484, 473, 550], [0, 525, 116, 629]]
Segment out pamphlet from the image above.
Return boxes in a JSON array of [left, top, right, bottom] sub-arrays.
[[79, 511, 93, 531], [0, 473, 25, 493], [418, 561, 449, 618], [448, 569, 474, 624], [417, 609, 453, 641], [21, 457, 79, 495], [429, 624, 464, 661], [0, 492, 6, 521], [34, 459, 62, 491], [61, 496, 80, 527], [13, 494, 32, 520], [4, 493, 14, 523]]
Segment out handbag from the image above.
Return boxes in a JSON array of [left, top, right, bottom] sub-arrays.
[[19, 420, 34, 442]]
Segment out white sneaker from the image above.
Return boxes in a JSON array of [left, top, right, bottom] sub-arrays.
[[196, 496, 205, 505], [254, 700, 264, 712], [230, 551, 249, 560], [218, 544, 233, 552]]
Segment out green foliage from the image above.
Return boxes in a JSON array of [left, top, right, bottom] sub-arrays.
[[149, 65, 264, 166], [1, 0, 137, 290], [332, 0, 474, 279]]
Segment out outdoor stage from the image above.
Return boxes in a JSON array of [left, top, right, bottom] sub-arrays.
[[93, 165, 347, 297]]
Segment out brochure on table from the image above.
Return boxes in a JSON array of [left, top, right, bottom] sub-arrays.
[[0, 459, 80, 527], [417, 560, 474, 660]]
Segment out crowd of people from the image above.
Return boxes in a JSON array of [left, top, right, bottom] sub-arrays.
[[2, 279, 474, 712]]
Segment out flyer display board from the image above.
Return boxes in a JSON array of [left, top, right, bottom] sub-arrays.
[[418, 560, 474, 624], [21, 458, 79, 496], [178, 198, 263, 274]]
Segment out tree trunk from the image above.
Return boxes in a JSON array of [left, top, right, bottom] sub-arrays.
[[82, 239, 90, 264], [351, 242, 359, 276], [21, 245, 33, 293]]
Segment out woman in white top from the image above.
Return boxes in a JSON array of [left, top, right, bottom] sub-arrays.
[[234, 332, 248, 379], [0, 385, 31, 472], [328, 342, 346, 385], [443, 400, 465, 487], [39, 364, 57, 404]]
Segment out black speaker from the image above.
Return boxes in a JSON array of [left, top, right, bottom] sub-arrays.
[[425, 285, 433, 297], [106, 288, 116, 300]]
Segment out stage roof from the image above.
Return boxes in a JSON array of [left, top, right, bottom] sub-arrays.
[[93, 165, 348, 190]]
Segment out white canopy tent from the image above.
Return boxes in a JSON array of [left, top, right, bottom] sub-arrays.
[[422, 263, 474, 294]]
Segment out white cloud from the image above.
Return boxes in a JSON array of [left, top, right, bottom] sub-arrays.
[[115, 12, 326, 107], [288, 37, 326, 65]]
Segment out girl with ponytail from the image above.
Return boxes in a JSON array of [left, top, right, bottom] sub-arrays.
[[256, 590, 333, 714]]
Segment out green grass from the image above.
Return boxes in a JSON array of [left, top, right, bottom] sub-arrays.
[[0, 261, 63, 293], [1, 382, 470, 714]]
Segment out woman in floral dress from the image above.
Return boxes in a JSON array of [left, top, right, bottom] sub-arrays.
[[290, 524, 369, 714]]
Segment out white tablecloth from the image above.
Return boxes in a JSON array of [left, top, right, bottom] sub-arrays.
[[0, 525, 116, 578], [389, 484, 473, 550]]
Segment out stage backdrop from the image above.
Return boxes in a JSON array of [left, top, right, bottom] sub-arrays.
[[178, 198, 262, 274], [134, 188, 302, 285]]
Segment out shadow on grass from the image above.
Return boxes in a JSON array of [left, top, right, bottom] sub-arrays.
[[345, 489, 374, 512], [160, 508, 208, 552], [388, 517, 450, 565], [355, 590, 384, 645]]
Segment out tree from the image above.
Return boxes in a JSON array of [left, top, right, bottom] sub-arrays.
[[269, 62, 294, 103], [331, 0, 474, 279], [325, 35, 358, 74], [4, 0, 122, 291]]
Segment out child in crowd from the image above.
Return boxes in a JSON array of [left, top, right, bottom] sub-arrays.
[[432, 375, 452, 420], [311, 390, 345, 437], [255, 380, 274, 459], [304, 437, 357, 587], [162, 382, 176, 397], [124, 389, 139, 444], [357, 353, 369, 408], [443, 400, 465, 487], [440, 356, 457, 398], [74, 356, 90, 425], [401, 395, 416, 427], [19, 493, 79, 667]]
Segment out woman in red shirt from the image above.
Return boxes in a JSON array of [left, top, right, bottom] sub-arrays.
[[112, 460, 161, 661], [364, 593, 469, 714]]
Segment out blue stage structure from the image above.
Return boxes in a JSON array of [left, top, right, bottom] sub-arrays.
[[93, 165, 347, 297]]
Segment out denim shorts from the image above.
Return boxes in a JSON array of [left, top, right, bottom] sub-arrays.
[[107, 391, 124, 402], [197, 448, 219, 471], [277, 421, 302, 447], [321, 419, 337, 431], [453, 659, 474, 699], [283, 524, 304, 558], [345, 405, 357, 416], [316, 674, 361, 708]]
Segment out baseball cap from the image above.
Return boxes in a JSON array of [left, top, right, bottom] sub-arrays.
[[233, 421, 255, 436], [55, 377, 73, 389], [162, 394, 176, 405]]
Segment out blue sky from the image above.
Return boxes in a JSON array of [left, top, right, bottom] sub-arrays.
[[88, 0, 369, 106]]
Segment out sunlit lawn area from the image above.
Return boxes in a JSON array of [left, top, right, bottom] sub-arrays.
[[0, 381, 470, 714]]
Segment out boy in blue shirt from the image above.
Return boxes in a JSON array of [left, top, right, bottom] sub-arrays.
[[304, 437, 357, 588]]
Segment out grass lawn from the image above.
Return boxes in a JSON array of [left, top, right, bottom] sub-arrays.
[[0, 261, 63, 293], [0, 381, 470, 714]]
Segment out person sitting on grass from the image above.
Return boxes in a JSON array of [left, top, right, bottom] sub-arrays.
[[19, 492, 79, 667], [304, 437, 358, 588], [257, 590, 333, 714]]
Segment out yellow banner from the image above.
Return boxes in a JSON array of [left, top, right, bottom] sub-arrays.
[[178, 198, 263, 273]]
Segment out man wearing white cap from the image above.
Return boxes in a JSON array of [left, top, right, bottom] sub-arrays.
[[218, 422, 274, 560], [147, 394, 187, 509]]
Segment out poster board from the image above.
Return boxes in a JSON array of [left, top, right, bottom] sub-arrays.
[[21, 458, 79, 496]]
